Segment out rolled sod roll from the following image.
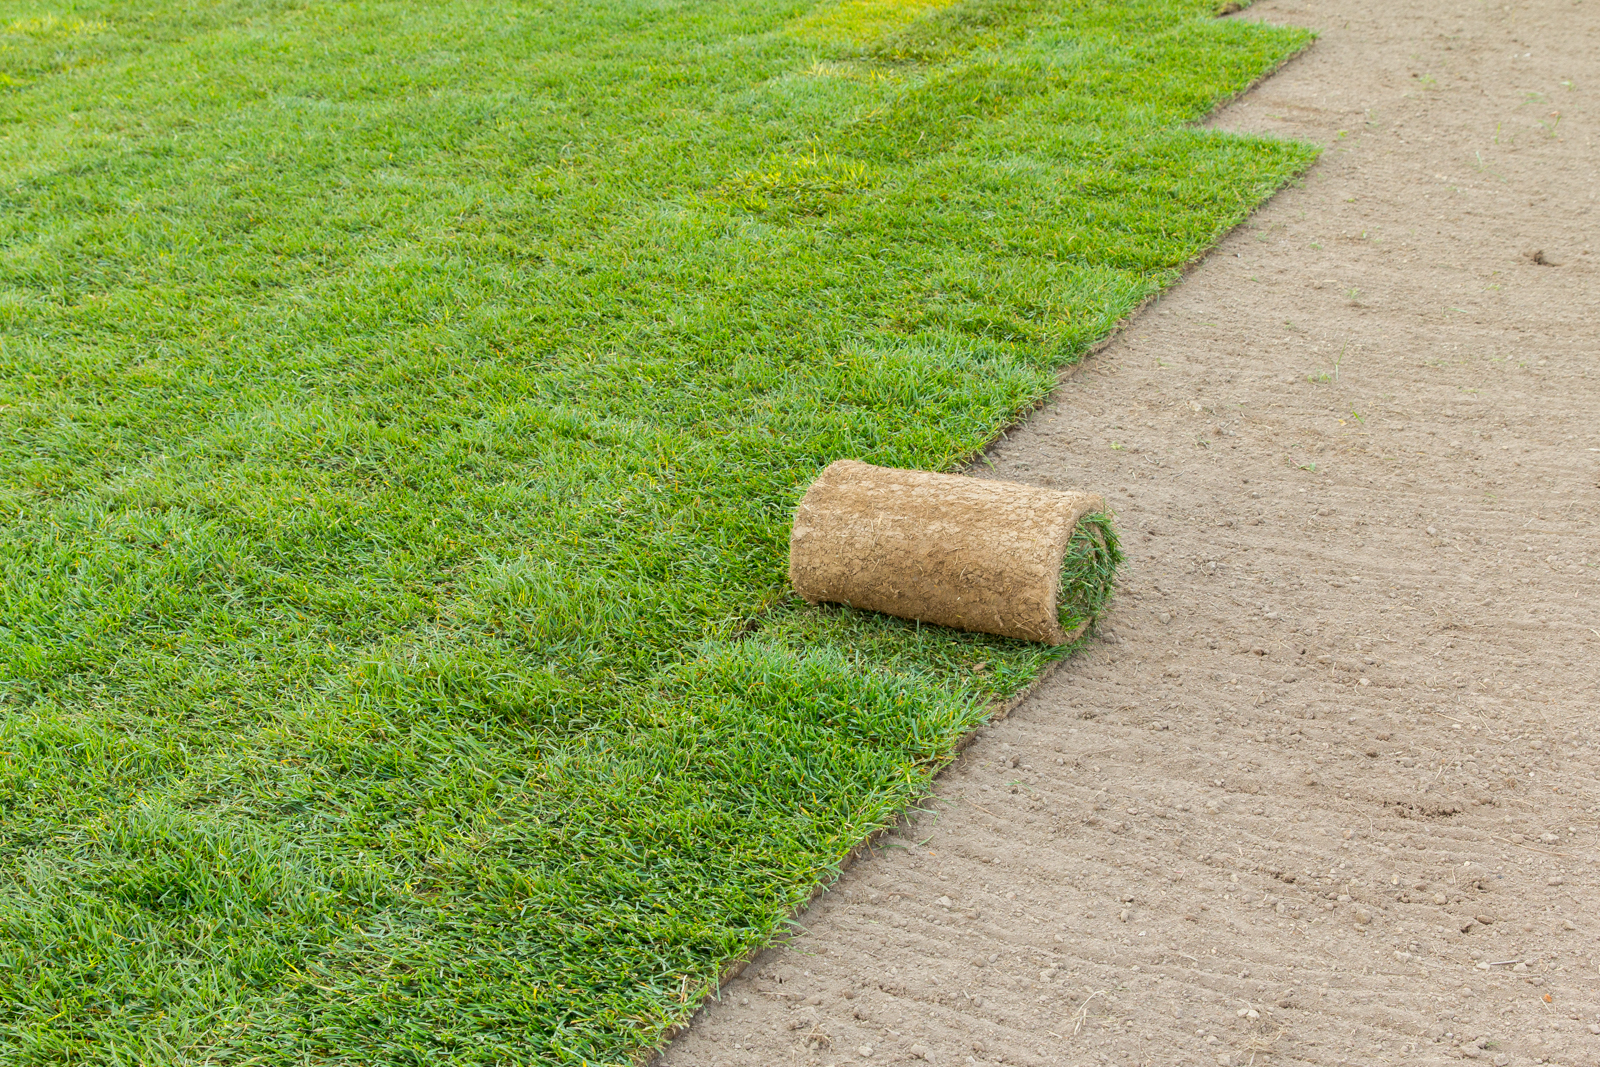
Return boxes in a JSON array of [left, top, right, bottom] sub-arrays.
[[788, 459, 1121, 645]]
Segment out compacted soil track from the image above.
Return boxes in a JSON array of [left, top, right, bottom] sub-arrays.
[[660, 1, 1600, 1063]]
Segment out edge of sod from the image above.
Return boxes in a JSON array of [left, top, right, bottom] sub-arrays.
[[644, 632, 1083, 1060]]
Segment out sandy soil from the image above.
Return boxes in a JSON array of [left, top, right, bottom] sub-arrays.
[[655, 1, 1600, 1064]]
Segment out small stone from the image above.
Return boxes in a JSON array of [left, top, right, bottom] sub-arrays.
[[1493, 1056, 1510, 1067], [938, 896, 952, 908], [1547, 876, 1564, 886], [858, 1045, 874, 1058], [1540, 832, 1559, 844], [1119, 909, 1131, 922], [1512, 961, 1528, 973], [1159, 612, 1173, 624], [1355, 908, 1372, 925], [1588, 1023, 1600, 1035], [1528, 976, 1543, 986], [909, 1044, 930, 1061], [1475, 914, 1494, 925], [1433, 892, 1448, 905], [1561, 919, 1575, 930]]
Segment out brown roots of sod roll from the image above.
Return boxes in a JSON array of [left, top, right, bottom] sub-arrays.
[[788, 460, 1122, 645]]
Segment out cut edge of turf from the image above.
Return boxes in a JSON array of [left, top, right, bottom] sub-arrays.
[[641, 629, 1085, 1064], [1197, 13, 1320, 127], [963, 13, 1325, 460]]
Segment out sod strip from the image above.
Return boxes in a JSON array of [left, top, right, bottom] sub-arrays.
[[789, 459, 1117, 644], [0, 1, 1314, 1062]]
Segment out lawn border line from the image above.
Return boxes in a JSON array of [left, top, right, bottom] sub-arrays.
[[640, 652, 1071, 1063], [1199, 13, 1320, 128]]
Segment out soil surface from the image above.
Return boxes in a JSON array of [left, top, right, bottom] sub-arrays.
[[656, 1, 1600, 1064]]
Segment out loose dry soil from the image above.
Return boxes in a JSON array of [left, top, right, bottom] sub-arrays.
[[656, 0, 1600, 1064]]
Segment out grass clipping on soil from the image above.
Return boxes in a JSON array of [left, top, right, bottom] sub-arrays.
[[0, 0, 1314, 1062]]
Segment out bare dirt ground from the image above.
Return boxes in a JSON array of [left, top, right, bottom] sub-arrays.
[[656, 1, 1600, 1064]]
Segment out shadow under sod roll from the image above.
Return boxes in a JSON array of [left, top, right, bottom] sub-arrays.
[[788, 459, 1122, 645]]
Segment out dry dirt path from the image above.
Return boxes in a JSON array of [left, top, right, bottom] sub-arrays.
[[657, 1, 1600, 1064]]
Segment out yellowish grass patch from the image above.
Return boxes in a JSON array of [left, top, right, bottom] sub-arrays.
[[787, 0, 961, 47]]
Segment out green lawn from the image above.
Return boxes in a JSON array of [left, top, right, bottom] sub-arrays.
[[0, 0, 1313, 1061]]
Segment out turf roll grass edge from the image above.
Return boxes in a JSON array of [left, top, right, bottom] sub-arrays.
[[1058, 511, 1122, 637], [0, 0, 1315, 1061]]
